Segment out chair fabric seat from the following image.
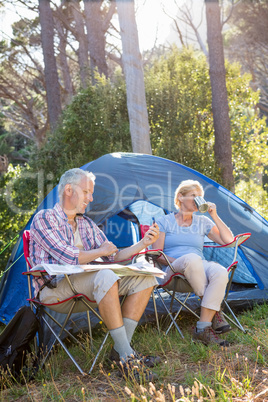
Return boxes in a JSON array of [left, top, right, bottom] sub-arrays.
[[163, 275, 193, 293], [28, 294, 97, 314]]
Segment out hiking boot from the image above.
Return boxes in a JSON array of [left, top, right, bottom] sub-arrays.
[[118, 356, 158, 382], [109, 347, 161, 368], [192, 326, 229, 347], [212, 311, 232, 334]]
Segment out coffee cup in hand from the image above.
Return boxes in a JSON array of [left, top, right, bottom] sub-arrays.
[[194, 196, 209, 213]]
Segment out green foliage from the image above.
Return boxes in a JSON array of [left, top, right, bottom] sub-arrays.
[[32, 46, 268, 190], [226, 61, 268, 180], [0, 15, 47, 151], [0, 133, 12, 156], [0, 116, 12, 156], [30, 74, 132, 183], [235, 179, 268, 221], [0, 165, 37, 270], [145, 47, 218, 180], [144, 47, 268, 187], [0, 125, 31, 166], [2, 47, 268, 269], [226, 0, 268, 110]]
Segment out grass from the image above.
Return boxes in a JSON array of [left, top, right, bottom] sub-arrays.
[[1, 303, 268, 401]]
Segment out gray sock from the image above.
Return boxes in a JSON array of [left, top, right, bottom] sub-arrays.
[[196, 321, 212, 332], [110, 326, 134, 361], [123, 317, 138, 343]]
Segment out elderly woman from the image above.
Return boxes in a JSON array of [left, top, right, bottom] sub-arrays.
[[153, 179, 234, 346]]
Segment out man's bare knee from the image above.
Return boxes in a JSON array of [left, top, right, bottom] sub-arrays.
[[100, 280, 119, 301]]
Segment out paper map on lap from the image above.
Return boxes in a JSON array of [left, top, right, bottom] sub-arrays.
[[30, 261, 165, 278]]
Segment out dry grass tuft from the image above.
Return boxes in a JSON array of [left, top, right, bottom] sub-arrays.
[[1, 303, 268, 401]]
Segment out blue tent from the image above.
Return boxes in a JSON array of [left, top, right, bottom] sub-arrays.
[[1, 152, 268, 325]]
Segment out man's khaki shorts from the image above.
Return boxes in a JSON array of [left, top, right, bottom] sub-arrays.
[[39, 269, 157, 313]]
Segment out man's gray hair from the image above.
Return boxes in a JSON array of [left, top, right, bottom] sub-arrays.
[[58, 168, 95, 199]]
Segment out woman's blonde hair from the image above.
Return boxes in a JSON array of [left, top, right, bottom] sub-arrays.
[[174, 180, 204, 209]]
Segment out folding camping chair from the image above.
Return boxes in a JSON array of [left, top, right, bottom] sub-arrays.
[[137, 225, 251, 338], [132, 248, 197, 339], [22, 230, 109, 376], [203, 233, 251, 334], [134, 224, 199, 338]]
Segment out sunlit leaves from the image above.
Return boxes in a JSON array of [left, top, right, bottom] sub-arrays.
[[145, 47, 218, 180], [145, 47, 268, 185], [0, 164, 36, 268], [30, 73, 132, 180]]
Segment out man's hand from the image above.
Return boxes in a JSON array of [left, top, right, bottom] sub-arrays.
[[142, 223, 160, 247], [98, 241, 118, 256]]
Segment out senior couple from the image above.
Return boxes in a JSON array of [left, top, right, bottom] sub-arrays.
[[30, 168, 234, 381]]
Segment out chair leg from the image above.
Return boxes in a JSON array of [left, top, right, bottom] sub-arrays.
[[41, 316, 86, 376], [164, 291, 199, 335], [88, 331, 110, 374], [88, 295, 128, 373], [163, 289, 200, 319], [56, 302, 77, 340], [222, 300, 247, 334], [152, 290, 161, 334], [155, 289, 184, 338], [38, 301, 86, 370], [36, 295, 131, 375], [86, 310, 93, 352], [39, 303, 107, 374], [165, 301, 184, 336], [221, 265, 247, 333], [39, 306, 85, 348]]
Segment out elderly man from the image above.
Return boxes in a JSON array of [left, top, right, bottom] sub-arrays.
[[30, 168, 160, 380]]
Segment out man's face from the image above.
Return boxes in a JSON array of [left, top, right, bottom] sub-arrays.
[[66, 177, 94, 215]]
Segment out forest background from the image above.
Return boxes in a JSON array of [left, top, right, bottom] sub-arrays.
[[0, 0, 268, 271]]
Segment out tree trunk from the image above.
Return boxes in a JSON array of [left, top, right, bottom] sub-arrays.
[[205, 0, 234, 190], [70, 0, 90, 87], [84, 0, 108, 81], [39, 0, 62, 130], [55, 17, 74, 103], [116, 0, 152, 154]]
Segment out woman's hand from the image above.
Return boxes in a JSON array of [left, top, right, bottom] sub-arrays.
[[207, 202, 217, 218], [143, 223, 160, 247], [207, 202, 234, 245]]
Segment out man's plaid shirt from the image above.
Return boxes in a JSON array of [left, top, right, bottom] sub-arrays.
[[30, 203, 114, 296]]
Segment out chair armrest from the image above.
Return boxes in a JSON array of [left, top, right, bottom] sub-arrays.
[[131, 249, 163, 261], [131, 249, 177, 274], [204, 233, 251, 268], [204, 233, 251, 249], [227, 261, 238, 273], [22, 269, 47, 277]]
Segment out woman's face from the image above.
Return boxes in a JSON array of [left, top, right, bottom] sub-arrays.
[[179, 187, 203, 212]]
